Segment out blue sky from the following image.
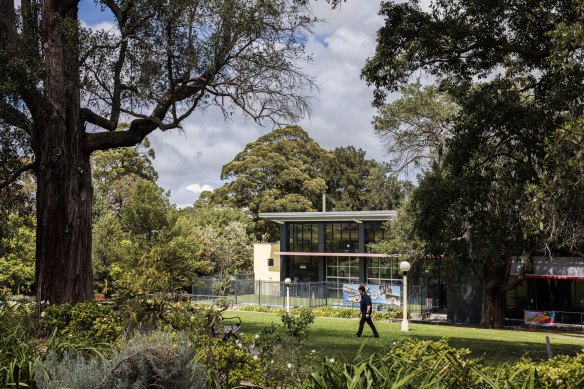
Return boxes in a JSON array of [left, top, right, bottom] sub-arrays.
[[76, 1, 391, 207], [79, 1, 114, 25]]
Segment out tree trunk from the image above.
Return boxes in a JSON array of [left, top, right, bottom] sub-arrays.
[[480, 255, 511, 328], [35, 1, 93, 305]]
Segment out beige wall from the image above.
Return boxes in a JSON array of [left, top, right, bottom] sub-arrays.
[[253, 243, 281, 281]]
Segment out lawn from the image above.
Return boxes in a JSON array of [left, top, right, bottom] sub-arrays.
[[232, 310, 584, 365]]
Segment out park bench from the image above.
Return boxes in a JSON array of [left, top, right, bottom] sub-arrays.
[[211, 312, 242, 341]]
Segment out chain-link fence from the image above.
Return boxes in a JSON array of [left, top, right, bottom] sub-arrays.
[[191, 277, 434, 314], [191, 277, 328, 308]]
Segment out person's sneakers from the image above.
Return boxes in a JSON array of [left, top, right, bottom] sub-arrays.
[[374, 334, 380, 338], [355, 334, 361, 337]]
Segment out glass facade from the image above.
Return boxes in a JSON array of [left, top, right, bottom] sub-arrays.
[[288, 223, 318, 252], [324, 223, 359, 252], [364, 222, 389, 252], [506, 278, 584, 320], [286, 223, 319, 282], [366, 257, 399, 285], [326, 256, 360, 299], [284, 220, 396, 299]]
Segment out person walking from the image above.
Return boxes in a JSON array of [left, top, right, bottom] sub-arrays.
[[355, 285, 379, 338]]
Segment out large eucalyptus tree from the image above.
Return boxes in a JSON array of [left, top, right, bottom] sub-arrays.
[[0, 0, 315, 304]]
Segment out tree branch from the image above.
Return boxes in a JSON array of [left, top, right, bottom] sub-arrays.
[[0, 102, 33, 135], [80, 108, 116, 131], [0, 162, 36, 190]]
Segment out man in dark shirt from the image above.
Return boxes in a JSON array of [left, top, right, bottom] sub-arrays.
[[355, 285, 379, 338]]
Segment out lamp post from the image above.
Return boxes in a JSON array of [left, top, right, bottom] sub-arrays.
[[285, 278, 292, 312], [399, 261, 411, 332]]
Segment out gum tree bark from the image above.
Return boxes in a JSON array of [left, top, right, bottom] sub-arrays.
[[34, 1, 94, 303]]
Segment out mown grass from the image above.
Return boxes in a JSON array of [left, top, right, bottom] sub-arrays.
[[232, 310, 584, 365]]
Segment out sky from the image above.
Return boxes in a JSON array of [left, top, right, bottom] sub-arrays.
[[78, 1, 390, 208]]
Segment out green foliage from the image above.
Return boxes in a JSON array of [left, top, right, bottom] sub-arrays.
[[368, 197, 425, 265], [211, 125, 404, 239], [238, 305, 285, 314], [361, 0, 584, 327], [281, 307, 315, 344], [0, 299, 39, 388], [524, 120, 584, 254], [504, 353, 584, 388], [0, 213, 35, 295], [372, 82, 458, 173], [200, 337, 266, 388], [320, 146, 403, 211], [121, 179, 175, 244], [312, 306, 359, 319], [35, 331, 206, 389], [299, 339, 480, 388], [91, 136, 158, 217], [250, 323, 283, 360], [41, 302, 124, 346]]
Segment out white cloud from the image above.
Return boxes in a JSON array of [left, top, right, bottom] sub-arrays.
[[186, 183, 214, 194], [146, 1, 390, 207]]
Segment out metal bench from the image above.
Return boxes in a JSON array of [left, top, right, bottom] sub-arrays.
[[213, 315, 241, 341]]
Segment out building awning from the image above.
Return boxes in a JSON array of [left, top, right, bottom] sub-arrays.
[[274, 251, 400, 258], [509, 256, 584, 280]]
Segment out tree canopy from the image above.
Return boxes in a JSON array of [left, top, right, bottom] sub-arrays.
[[372, 82, 458, 173], [363, 0, 584, 327], [209, 125, 404, 239], [0, 0, 316, 304]]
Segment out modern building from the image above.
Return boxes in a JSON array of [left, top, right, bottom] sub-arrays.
[[257, 211, 404, 299], [506, 257, 584, 323], [254, 210, 584, 326]]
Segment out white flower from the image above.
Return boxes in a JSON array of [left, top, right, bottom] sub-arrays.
[[311, 350, 315, 353], [253, 355, 258, 360], [271, 360, 274, 364], [255, 334, 260, 339], [329, 358, 335, 363], [287, 363, 292, 369]]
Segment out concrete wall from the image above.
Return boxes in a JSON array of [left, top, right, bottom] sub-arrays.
[[447, 264, 483, 325], [253, 243, 281, 282]]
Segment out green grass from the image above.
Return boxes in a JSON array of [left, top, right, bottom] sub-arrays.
[[232, 310, 584, 366]]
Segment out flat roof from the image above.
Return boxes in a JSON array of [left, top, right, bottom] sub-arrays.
[[258, 210, 397, 223]]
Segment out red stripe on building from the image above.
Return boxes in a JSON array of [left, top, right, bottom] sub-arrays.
[[509, 274, 584, 280]]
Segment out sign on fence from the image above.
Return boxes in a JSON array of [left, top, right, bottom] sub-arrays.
[[524, 310, 556, 326], [343, 284, 402, 306]]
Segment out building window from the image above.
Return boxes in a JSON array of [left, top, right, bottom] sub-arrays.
[[324, 223, 358, 253], [289, 255, 319, 282], [364, 222, 388, 252], [366, 257, 399, 285], [288, 223, 318, 252], [326, 255, 360, 299]]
